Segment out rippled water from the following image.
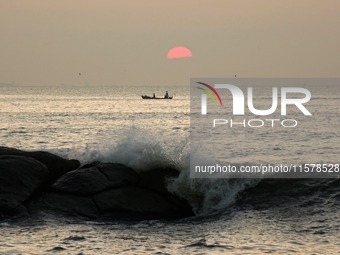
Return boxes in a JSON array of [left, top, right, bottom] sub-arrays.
[[0, 86, 189, 152], [0, 85, 340, 254], [1, 201, 340, 255], [0, 84, 338, 166]]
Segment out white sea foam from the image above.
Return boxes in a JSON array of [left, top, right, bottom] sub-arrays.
[[65, 127, 258, 216]]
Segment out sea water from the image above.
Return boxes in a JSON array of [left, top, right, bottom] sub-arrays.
[[0, 85, 340, 254]]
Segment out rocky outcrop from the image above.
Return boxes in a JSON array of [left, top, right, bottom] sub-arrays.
[[0, 147, 80, 180], [0, 148, 193, 220], [0, 155, 49, 220], [51, 163, 139, 195], [138, 167, 179, 195], [30, 192, 99, 218], [93, 186, 185, 218], [51, 167, 110, 195]]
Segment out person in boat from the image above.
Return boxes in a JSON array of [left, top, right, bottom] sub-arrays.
[[164, 91, 169, 99], [153, 93, 156, 98]]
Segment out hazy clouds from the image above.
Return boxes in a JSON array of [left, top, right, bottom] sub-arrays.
[[0, 0, 339, 86]]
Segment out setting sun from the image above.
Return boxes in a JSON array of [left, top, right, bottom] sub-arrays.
[[167, 46, 192, 59]]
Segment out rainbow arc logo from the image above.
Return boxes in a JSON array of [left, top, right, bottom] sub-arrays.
[[196, 82, 223, 106]]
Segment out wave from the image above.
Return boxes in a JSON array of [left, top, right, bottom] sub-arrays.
[[54, 127, 257, 216], [55, 127, 339, 217], [73, 127, 188, 172]]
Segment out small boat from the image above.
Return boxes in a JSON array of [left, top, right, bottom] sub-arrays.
[[141, 95, 173, 99], [141, 91, 173, 99]]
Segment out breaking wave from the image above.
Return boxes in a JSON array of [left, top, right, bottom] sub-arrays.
[[56, 127, 339, 216], [56, 127, 257, 216]]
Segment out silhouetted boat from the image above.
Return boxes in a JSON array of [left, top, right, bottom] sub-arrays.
[[141, 95, 173, 99]]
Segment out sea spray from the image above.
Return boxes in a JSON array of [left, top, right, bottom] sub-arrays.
[[60, 127, 260, 216], [72, 126, 187, 171], [167, 166, 259, 215]]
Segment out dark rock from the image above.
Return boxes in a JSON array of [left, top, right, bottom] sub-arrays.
[[0, 147, 194, 220], [96, 163, 140, 186], [81, 161, 100, 169], [31, 192, 99, 218], [0, 155, 49, 219], [0, 201, 28, 219], [52, 163, 139, 195], [51, 167, 110, 195], [0, 146, 80, 180], [138, 167, 179, 195], [93, 186, 191, 218], [43, 165, 192, 219], [137, 168, 193, 216]]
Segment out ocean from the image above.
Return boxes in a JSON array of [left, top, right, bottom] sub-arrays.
[[0, 85, 340, 254]]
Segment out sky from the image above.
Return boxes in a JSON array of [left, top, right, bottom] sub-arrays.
[[0, 0, 339, 86]]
